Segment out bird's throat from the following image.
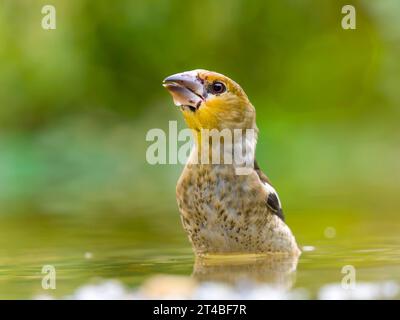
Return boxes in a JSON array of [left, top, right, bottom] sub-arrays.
[[188, 128, 257, 168]]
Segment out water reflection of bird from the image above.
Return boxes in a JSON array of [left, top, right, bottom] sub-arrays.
[[137, 254, 299, 299], [193, 253, 299, 290], [163, 70, 300, 256]]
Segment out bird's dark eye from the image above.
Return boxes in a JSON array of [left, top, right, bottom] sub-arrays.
[[209, 81, 226, 94]]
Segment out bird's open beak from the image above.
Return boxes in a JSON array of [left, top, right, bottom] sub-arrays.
[[163, 71, 205, 111]]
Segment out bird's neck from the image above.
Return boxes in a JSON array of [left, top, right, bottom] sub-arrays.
[[188, 127, 258, 171]]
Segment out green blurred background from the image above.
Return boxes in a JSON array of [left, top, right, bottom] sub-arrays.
[[0, 0, 398, 216], [0, 0, 399, 298]]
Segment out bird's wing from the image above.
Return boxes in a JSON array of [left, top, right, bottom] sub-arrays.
[[254, 160, 285, 221]]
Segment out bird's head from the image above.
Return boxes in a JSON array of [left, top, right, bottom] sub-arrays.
[[163, 69, 256, 131]]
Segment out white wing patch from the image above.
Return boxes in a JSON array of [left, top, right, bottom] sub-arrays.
[[262, 182, 282, 209]]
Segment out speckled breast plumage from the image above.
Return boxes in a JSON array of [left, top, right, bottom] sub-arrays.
[[176, 163, 299, 255]]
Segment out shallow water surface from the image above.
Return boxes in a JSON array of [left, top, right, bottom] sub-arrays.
[[0, 211, 399, 299]]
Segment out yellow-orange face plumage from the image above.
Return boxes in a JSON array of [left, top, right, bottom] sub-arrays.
[[163, 69, 256, 131]]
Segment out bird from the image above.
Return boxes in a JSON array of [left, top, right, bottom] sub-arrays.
[[163, 69, 300, 256]]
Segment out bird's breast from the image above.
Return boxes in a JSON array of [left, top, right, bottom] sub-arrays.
[[176, 164, 298, 254]]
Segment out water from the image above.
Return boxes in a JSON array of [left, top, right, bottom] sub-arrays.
[[0, 211, 399, 299]]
